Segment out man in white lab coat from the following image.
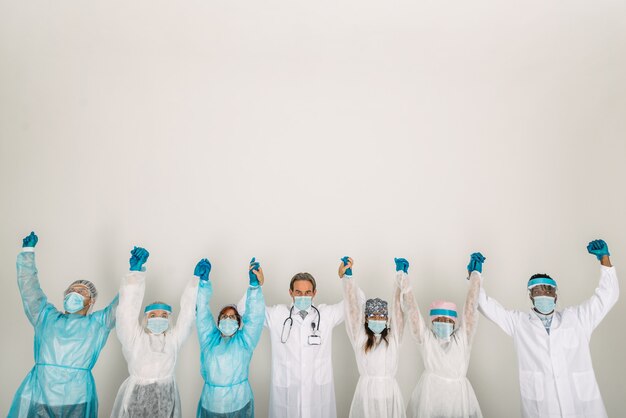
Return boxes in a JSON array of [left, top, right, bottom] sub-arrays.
[[240, 269, 344, 418], [478, 239, 619, 418]]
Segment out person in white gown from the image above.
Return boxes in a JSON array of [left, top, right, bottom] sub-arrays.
[[404, 253, 485, 418], [111, 247, 198, 418], [339, 256, 407, 418]]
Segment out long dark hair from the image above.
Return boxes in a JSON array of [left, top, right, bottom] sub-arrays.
[[363, 320, 390, 353]]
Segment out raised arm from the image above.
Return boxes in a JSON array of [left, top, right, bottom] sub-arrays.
[[95, 293, 120, 330], [390, 265, 407, 343], [173, 277, 199, 347], [462, 272, 481, 344], [462, 253, 485, 344], [16, 232, 49, 326], [340, 257, 366, 344], [241, 285, 265, 347], [240, 258, 266, 348], [577, 240, 620, 336], [114, 246, 150, 341], [115, 272, 146, 344], [387, 258, 425, 344], [195, 259, 217, 348], [478, 286, 517, 336]]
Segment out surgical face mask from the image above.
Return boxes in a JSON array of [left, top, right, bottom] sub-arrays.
[[432, 321, 454, 339], [146, 317, 169, 334], [218, 318, 239, 336], [64, 292, 86, 313], [533, 296, 556, 314], [294, 296, 312, 312], [367, 320, 387, 335]]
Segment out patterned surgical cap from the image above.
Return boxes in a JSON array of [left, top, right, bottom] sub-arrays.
[[365, 298, 388, 317]]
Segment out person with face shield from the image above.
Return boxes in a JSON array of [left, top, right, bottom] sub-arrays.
[[111, 246, 199, 417], [403, 253, 485, 418], [8, 232, 119, 418], [195, 257, 266, 418], [339, 256, 407, 418], [237, 260, 345, 418], [478, 239, 619, 418]]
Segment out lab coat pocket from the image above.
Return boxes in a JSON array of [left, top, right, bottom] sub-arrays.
[[519, 371, 544, 401], [573, 370, 600, 401], [274, 361, 290, 388], [314, 357, 331, 385]]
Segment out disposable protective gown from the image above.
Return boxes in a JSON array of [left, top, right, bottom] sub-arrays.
[[111, 271, 198, 418], [342, 274, 406, 418], [404, 271, 483, 418], [9, 250, 118, 418], [196, 280, 265, 418], [479, 266, 619, 418]]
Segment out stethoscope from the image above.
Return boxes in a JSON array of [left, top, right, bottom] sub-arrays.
[[281, 305, 321, 344]]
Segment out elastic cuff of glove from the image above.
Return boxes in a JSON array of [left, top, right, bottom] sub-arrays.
[[21, 247, 35, 253], [343, 274, 353, 279], [249, 283, 260, 288], [597, 253, 610, 260]]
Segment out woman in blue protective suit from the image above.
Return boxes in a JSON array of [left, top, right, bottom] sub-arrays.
[[194, 257, 266, 418], [8, 232, 119, 418]]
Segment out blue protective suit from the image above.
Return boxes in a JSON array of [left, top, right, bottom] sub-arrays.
[[9, 250, 118, 418], [196, 280, 265, 418]]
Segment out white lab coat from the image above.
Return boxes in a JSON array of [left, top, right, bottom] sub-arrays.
[[111, 271, 198, 418], [478, 266, 619, 418], [240, 293, 344, 418], [342, 275, 406, 418]]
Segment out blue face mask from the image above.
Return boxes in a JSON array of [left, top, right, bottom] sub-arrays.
[[367, 320, 387, 335], [533, 296, 556, 314], [146, 317, 169, 334], [432, 321, 454, 339], [294, 296, 313, 312], [219, 318, 239, 336], [64, 292, 86, 313]]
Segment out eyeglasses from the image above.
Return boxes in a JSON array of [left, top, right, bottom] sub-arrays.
[[220, 314, 238, 321], [530, 285, 557, 297], [68, 287, 91, 298]]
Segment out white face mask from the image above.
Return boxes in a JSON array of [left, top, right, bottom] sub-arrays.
[[533, 296, 556, 314], [294, 296, 312, 311], [432, 322, 454, 339], [367, 320, 387, 335], [146, 317, 169, 334]]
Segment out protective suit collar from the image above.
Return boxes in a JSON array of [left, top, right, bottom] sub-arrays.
[[528, 309, 562, 330]]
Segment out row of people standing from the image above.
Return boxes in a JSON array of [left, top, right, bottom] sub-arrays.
[[8, 231, 619, 418]]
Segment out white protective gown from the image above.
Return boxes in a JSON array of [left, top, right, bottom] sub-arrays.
[[240, 293, 344, 418], [478, 265, 619, 418], [111, 271, 199, 418], [342, 274, 406, 418], [404, 271, 483, 418]]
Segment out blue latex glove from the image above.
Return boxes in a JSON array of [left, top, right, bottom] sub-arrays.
[[129, 246, 150, 271], [341, 256, 353, 276], [195, 258, 212, 281], [249, 257, 261, 286], [467, 252, 486, 274], [22, 231, 38, 248], [587, 239, 610, 260], [394, 257, 409, 273]]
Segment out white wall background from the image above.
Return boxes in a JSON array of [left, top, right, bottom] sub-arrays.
[[1, 0, 625, 416]]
